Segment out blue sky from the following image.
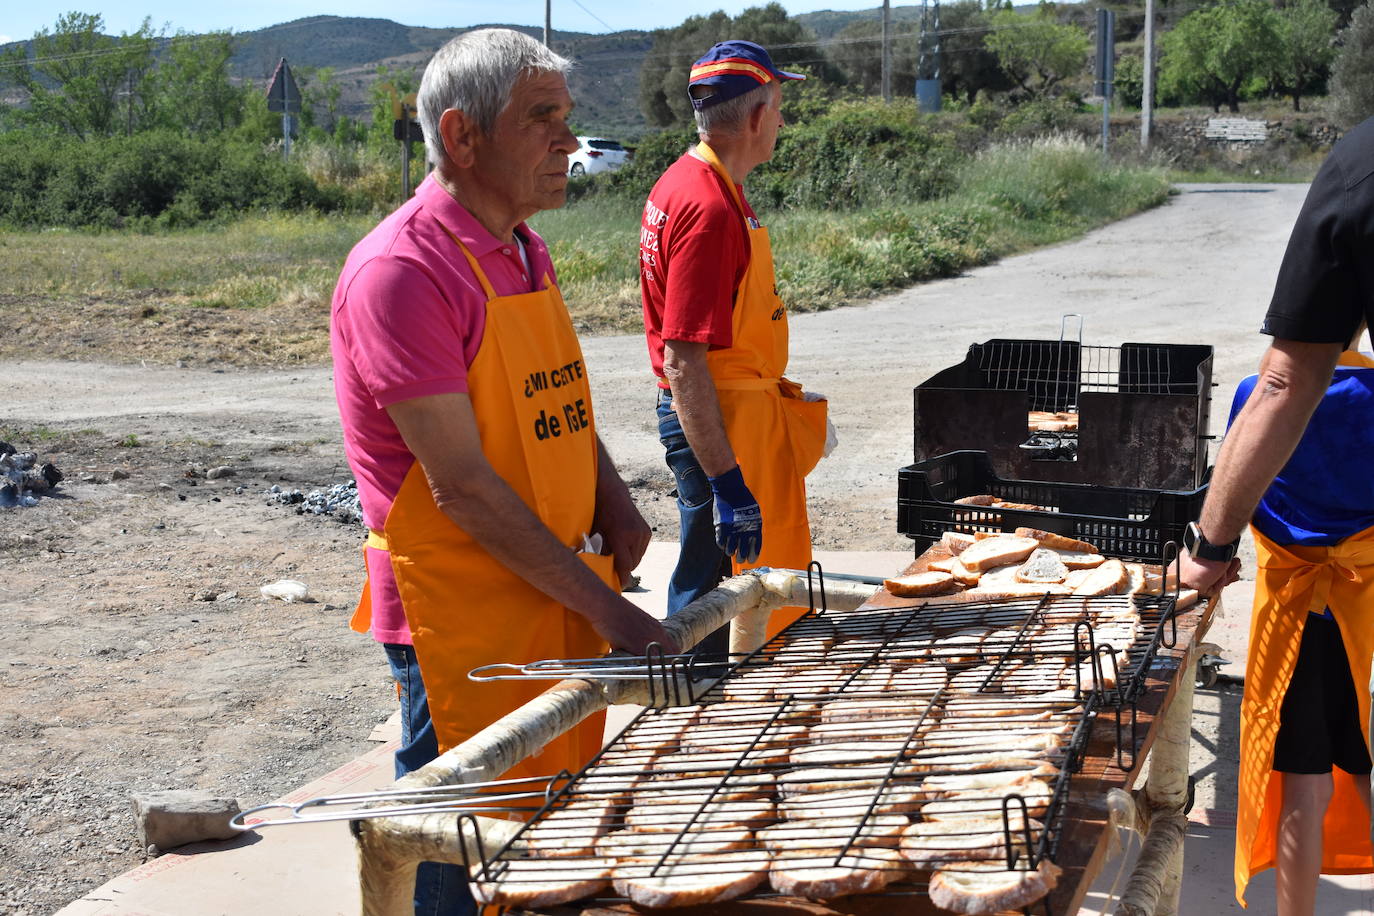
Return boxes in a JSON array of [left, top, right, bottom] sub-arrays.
[[1, 1, 886, 44]]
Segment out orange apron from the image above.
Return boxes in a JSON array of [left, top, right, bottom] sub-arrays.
[[349, 226, 613, 780], [697, 142, 828, 638], [1234, 521, 1374, 904]]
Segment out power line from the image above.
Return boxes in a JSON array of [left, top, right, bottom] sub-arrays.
[[567, 0, 615, 33]]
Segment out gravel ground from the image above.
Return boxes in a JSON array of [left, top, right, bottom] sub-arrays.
[[0, 184, 1310, 914]]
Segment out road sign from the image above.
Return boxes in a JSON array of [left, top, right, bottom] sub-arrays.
[[265, 58, 302, 114]]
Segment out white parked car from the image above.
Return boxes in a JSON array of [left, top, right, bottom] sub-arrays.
[[568, 137, 631, 177]]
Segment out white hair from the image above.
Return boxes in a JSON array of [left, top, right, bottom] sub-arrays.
[[417, 28, 572, 166], [692, 82, 774, 136]]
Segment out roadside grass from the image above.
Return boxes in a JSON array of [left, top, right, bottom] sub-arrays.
[[3, 136, 1169, 365]]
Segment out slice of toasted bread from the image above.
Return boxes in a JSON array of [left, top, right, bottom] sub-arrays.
[[471, 856, 612, 907], [954, 494, 998, 506], [899, 816, 1041, 870], [920, 779, 1053, 821], [613, 851, 771, 907], [959, 536, 1041, 573], [521, 800, 619, 856], [757, 815, 908, 852], [595, 827, 755, 859], [1014, 527, 1098, 554], [769, 845, 907, 900], [885, 570, 956, 597], [942, 531, 978, 555], [928, 858, 1062, 914], [1072, 559, 1129, 596]]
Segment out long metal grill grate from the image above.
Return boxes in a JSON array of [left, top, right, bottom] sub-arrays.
[[460, 581, 1181, 913]]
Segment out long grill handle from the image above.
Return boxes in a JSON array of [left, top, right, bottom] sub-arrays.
[[751, 566, 886, 586]]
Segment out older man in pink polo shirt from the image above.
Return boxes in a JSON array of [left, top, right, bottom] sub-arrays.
[[330, 28, 670, 915]]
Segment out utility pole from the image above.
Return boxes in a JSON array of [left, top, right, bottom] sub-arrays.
[[1095, 8, 1115, 156], [544, 0, 552, 46], [881, 0, 892, 102], [1141, 0, 1155, 149]]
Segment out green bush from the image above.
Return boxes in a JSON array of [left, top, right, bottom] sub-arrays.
[[752, 99, 959, 210], [0, 129, 353, 229]]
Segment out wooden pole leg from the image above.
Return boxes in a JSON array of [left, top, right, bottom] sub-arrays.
[[1115, 644, 1200, 915], [356, 823, 419, 916]]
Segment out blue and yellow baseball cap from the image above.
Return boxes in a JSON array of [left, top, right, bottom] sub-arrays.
[[688, 40, 805, 110]]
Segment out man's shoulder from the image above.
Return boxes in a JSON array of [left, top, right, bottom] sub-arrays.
[[647, 154, 737, 223], [1324, 117, 1374, 192]]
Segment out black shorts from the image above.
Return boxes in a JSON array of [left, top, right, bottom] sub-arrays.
[[1272, 612, 1373, 776]]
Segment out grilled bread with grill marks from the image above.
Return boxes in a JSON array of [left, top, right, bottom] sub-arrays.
[[613, 851, 772, 908], [899, 816, 1042, 870], [769, 845, 908, 900], [470, 856, 612, 908], [928, 858, 1063, 915], [1072, 559, 1130, 596]]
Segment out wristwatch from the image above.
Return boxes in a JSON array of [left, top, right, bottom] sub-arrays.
[[1183, 521, 1240, 563]]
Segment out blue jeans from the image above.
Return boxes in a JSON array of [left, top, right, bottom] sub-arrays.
[[657, 388, 732, 661], [383, 644, 477, 916]]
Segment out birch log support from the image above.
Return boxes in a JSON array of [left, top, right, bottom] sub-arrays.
[[355, 571, 877, 916], [1114, 642, 1201, 916]]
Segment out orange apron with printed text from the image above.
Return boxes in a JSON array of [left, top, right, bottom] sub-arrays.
[[697, 142, 828, 638], [349, 226, 612, 781], [1235, 520, 1374, 905]]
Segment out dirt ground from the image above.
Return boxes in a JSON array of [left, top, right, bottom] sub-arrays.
[[0, 183, 1310, 915]]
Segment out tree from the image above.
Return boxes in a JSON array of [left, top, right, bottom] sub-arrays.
[[638, 4, 831, 127], [2, 13, 161, 138], [831, 19, 917, 95], [983, 5, 1091, 98], [1270, 0, 1338, 111], [1158, 0, 1280, 113], [939, 1, 1017, 104], [158, 31, 245, 133], [1330, 0, 1374, 126]]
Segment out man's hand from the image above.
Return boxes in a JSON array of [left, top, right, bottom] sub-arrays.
[[1178, 549, 1241, 596], [708, 466, 762, 564], [584, 598, 679, 655]]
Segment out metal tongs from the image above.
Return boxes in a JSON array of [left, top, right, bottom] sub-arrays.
[[469, 643, 713, 706], [229, 774, 562, 830]]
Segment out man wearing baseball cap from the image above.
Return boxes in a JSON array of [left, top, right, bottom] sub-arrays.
[[639, 40, 831, 659]]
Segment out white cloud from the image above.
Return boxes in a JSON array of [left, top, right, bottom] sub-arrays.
[[0, 35, 13, 44]]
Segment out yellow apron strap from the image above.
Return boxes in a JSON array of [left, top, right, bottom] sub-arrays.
[[433, 218, 499, 299], [714, 377, 781, 391], [366, 528, 389, 551], [695, 142, 747, 217]]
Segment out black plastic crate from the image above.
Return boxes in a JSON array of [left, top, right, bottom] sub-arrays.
[[898, 450, 1207, 562]]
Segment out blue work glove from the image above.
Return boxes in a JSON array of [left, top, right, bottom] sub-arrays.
[[708, 466, 763, 565]]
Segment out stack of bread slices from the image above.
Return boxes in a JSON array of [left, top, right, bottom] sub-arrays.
[[883, 528, 1196, 608]]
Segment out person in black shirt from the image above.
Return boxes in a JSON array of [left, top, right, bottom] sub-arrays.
[[1181, 117, 1374, 916], [1183, 116, 1374, 594]]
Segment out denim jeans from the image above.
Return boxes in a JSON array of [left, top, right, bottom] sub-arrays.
[[383, 644, 477, 916], [656, 388, 732, 661]]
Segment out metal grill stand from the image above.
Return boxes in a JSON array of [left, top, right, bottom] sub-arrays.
[[351, 570, 879, 916]]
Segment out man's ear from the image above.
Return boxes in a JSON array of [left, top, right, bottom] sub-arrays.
[[440, 108, 478, 168], [747, 99, 769, 135]]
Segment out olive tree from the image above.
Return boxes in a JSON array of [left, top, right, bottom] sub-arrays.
[[983, 6, 1091, 98], [1330, 0, 1374, 126], [1159, 0, 1280, 113], [1270, 0, 1338, 111]]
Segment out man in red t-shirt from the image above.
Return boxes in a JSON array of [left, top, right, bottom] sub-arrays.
[[640, 40, 824, 659]]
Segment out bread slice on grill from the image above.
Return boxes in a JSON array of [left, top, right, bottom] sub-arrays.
[[958, 536, 1040, 573], [521, 799, 619, 857], [757, 815, 908, 852], [613, 850, 771, 908], [470, 855, 612, 908], [595, 827, 755, 859], [921, 768, 1040, 796], [779, 784, 928, 818], [790, 741, 918, 768], [1015, 548, 1069, 584], [1072, 559, 1130, 596], [899, 816, 1042, 870], [928, 858, 1063, 915], [769, 845, 907, 900], [1053, 550, 1106, 570], [1014, 527, 1098, 554], [776, 764, 923, 797], [919, 779, 1053, 821], [624, 797, 776, 832]]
